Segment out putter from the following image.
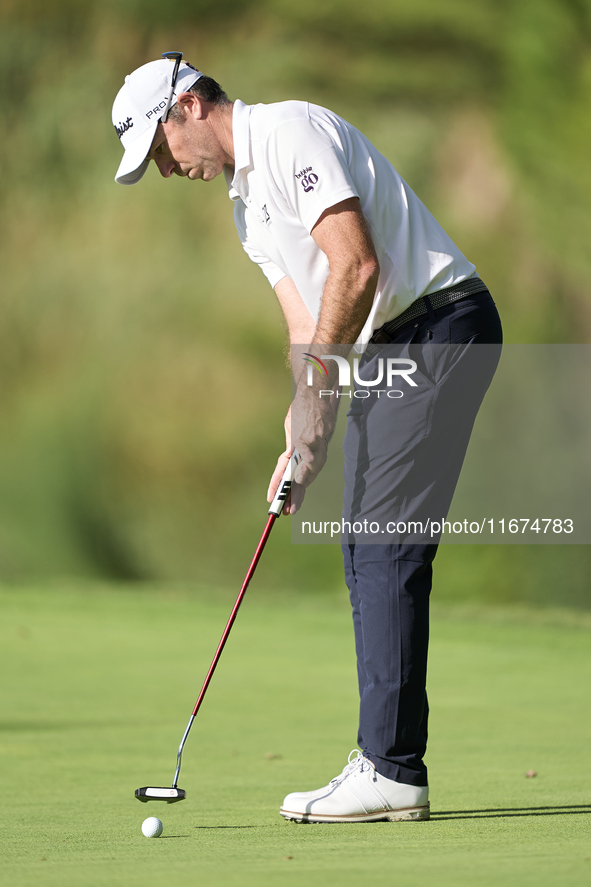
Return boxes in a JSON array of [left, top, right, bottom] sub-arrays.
[[135, 450, 301, 803]]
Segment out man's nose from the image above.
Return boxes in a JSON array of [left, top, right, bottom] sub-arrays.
[[154, 156, 176, 178]]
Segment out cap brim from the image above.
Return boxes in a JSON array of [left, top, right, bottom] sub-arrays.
[[115, 121, 158, 185]]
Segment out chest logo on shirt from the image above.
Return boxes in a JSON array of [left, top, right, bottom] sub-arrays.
[[261, 203, 270, 224], [295, 167, 319, 193]]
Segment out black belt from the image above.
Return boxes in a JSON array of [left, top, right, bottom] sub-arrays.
[[367, 277, 490, 350]]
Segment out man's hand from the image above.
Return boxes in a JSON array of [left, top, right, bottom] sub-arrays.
[[267, 407, 297, 515], [266, 404, 331, 515]]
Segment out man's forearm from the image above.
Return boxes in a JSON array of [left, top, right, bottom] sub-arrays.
[[290, 196, 379, 484], [305, 196, 380, 393], [312, 262, 378, 349], [300, 260, 379, 401]]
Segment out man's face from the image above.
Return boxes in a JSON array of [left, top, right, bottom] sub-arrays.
[[147, 100, 230, 182]]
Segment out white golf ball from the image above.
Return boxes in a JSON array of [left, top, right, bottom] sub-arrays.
[[141, 816, 163, 838]]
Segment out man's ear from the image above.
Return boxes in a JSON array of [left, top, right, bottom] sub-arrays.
[[175, 92, 204, 119]]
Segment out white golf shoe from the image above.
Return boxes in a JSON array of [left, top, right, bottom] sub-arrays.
[[280, 750, 429, 823]]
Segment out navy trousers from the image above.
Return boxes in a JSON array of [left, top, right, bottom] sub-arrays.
[[341, 290, 502, 786]]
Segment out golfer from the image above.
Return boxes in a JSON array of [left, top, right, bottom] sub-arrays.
[[112, 54, 502, 822]]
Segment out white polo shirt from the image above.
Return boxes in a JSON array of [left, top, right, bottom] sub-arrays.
[[226, 100, 476, 347]]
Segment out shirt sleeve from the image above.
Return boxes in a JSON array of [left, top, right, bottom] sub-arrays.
[[233, 201, 286, 289], [264, 116, 359, 233]]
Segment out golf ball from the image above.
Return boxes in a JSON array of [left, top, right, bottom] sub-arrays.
[[141, 816, 163, 838]]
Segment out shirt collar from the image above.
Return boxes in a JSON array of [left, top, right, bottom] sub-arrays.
[[224, 99, 252, 201]]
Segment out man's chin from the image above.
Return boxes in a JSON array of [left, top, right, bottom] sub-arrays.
[[200, 167, 224, 183], [184, 167, 219, 182]]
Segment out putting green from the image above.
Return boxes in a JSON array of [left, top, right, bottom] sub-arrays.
[[0, 584, 589, 887]]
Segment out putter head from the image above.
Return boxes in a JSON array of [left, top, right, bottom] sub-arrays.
[[135, 786, 186, 803]]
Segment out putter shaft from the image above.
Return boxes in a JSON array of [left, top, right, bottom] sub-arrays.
[[169, 451, 300, 789], [172, 513, 277, 787]]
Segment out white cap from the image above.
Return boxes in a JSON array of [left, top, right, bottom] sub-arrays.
[[112, 57, 203, 185]]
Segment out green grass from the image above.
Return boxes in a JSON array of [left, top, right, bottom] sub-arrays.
[[0, 583, 590, 887]]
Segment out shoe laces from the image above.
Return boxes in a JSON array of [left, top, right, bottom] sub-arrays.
[[329, 749, 376, 786]]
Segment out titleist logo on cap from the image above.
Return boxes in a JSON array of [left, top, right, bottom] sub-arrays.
[[115, 117, 133, 139]]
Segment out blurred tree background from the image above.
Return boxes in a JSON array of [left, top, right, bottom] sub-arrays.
[[1, 0, 590, 606]]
